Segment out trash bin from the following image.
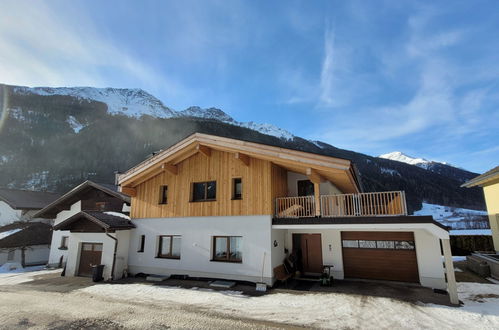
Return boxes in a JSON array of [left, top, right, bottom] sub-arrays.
[[92, 264, 105, 282]]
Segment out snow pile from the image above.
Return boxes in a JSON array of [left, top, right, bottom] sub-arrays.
[[0, 266, 58, 285], [415, 203, 488, 229], [79, 282, 499, 329], [0, 228, 23, 240], [13, 86, 294, 140], [104, 212, 131, 220]]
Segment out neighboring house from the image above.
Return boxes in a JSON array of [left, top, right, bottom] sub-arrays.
[[33, 181, 131, 271], [0, 188, 61, 226], [44, 133, 459, 304], [462, 166, 499, 252], [0, 221, 52, 267]]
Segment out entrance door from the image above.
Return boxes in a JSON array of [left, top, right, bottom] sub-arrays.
[[299, 234, 323, 274], [78, 243, 103, 277]]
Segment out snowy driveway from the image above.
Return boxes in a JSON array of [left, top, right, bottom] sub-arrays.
[[0, 269, 498, 329]]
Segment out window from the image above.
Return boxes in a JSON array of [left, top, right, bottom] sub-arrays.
[[395, 241, 415, 250], [342, 240, 359, 248], [159, 185, 168, 204], [232, 178, 242, 200], [95, 202, 106, 211], [59, 236, 69, 250], [342, 239, 415, 250], [7, 250, 15, 261], [138, 235, 145, 253], [358, 240, 376, 249], [212, 236, 242, 262], [157, 235, 181, 259], [192, 181, 216, 202]]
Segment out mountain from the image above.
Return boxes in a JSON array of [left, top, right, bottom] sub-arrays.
[[378, 151, 474, 183], [0, 83, 486, 214], [12, 85, 293, 140]]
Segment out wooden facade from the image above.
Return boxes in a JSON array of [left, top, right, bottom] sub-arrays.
[[131, 149, 289, 218]]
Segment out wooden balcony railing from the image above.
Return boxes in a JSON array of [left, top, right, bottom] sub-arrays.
[[275, 196, 316, 218], [275, 191, 407, 218]]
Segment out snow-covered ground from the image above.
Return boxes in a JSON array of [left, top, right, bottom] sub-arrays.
[[0, 265, 59, 285], [78, 282, 499, 329], [415, 203, 488, 230]]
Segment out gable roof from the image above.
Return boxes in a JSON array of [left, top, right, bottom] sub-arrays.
[[118, 133, 362, 194], [53, 211, 135, 232], [0, 188, 60, 211], [33, 181, 130, 219], [0, 221, 52, 248], [462, 165, 499, 188]]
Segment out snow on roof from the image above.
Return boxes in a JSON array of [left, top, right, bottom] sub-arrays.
[[103, 211, 131, 220], [0, 228, 23, 240]]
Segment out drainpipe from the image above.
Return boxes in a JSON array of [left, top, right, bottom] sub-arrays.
[[105, 230, 118, 281]]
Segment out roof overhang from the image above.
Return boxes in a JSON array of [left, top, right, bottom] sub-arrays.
[[34, 181, 130, 219], [272, 216, 449, 239], [118, 133, 361, 194], [53, 211, 134, 233], [461, 169, 499, 188]]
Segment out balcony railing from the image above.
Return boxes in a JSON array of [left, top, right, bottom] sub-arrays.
[[275, 191, 407, 218]]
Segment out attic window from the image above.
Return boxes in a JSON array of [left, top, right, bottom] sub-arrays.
[[159, 185, 168, 204], [232, 178, 242, 200], [192, 181, 216, 202]]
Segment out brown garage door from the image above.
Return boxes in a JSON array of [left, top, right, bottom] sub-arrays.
[[78, 243, 103, 277], [341, 232, 419, 283]]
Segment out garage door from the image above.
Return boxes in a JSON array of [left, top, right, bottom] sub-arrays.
[[341, 232, 419, 283], [78, 243, 103, 277]]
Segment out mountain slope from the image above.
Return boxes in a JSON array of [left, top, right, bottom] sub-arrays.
[[0, 83, 485, 214]]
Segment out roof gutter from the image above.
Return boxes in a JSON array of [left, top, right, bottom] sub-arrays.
[[105, 230, 118, 281]]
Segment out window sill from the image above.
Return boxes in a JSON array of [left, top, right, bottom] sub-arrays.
[[155, 256, 181, 260], [190, 199, 217, 203], [210, 259, 242, 264], [137, 250, 144, 253], [58, 247, 68, 250], [231, 198, 242, 201]]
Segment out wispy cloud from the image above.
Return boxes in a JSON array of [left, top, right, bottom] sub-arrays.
[[319, 21, 335, 106], [0, 1, 186, 98]]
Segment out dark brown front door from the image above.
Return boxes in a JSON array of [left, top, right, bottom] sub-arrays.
[[78, 243, 103, 277], [300, 234, 323, 274], [341, 231, 419, 283]]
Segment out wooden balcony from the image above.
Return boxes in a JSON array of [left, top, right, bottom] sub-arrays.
[[275, 191, 407, 218]]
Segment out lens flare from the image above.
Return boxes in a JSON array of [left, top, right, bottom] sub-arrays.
[[0, 85, 9, 135]]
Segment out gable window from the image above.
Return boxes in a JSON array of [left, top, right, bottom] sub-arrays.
[[157, 235, 181, 259], [138, 235, 145, 253], [232, 178, 242, 200], [59, 236, 69, 250], [192, 181, 216, 202], [95, 202, 106, 211], [159, 185, 168, 204], [212, 236, 242, 263]]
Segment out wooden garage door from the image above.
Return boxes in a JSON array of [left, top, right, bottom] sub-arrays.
[[78, 243, 103, 277], [341, 232, 419, 283]]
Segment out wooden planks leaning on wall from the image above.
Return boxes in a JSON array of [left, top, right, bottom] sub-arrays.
[[131, 149, 288, 218]]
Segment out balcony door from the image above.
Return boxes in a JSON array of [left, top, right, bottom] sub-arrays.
[[297, 180, 314, 196]]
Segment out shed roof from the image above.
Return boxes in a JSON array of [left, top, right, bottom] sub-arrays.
[[0, 188, 60, 211]]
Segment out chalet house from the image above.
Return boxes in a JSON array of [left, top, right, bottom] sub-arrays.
[[33, 181, 132, 277], [39, 133, 458, 304], [0, 188, 60, 226], [462, 166, 499, 252], [0, 221, 52, 267]]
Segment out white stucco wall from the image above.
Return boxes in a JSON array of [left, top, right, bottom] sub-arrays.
[[286, 172, 342, 196], [47, 201, 81, 267], [282, 228, 446, 290], [65, 230, 129, 280], [0, 201, 22, 226], [128, 215, 275, 284], [271, 229, 286, 271], [0, 245, 50, 266]]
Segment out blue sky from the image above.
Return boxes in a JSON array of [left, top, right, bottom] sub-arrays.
[[1, 0, 498, 173]]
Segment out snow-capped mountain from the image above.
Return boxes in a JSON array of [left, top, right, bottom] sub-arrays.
[[378, 151, 431, 167], [13, 86, 294, 140]]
